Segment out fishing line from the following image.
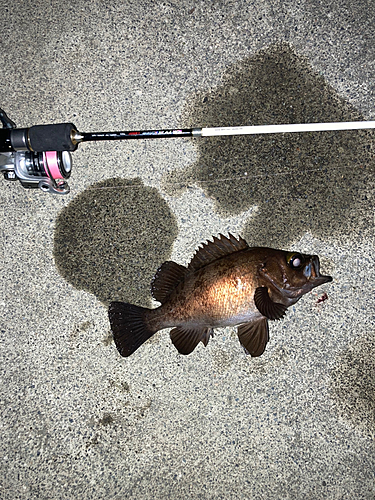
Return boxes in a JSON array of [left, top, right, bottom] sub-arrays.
[[85, 162, 370, 192]]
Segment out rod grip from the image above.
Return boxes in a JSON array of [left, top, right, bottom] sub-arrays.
[[28, 123, 78, 151]]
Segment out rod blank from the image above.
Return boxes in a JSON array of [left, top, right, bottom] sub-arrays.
[[77, 121, 375, 146], [200, 121, 375, 137]]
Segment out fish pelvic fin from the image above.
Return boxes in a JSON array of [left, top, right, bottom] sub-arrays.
[[108, 302, 157, 357], [254, 286, 287, 320], [237, 318, 269, 357], [170, 325, 214, 355]]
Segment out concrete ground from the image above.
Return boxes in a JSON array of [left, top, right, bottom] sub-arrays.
[[1, 0, 375, 498]]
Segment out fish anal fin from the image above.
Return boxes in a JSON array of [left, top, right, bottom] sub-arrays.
[[201, 328, 214, 347], [237, 318, 269, 357], [151, 261, 188, 304], [188, 233, 249, 272], [170, 326, 214, 355], [254, 286, 287, 320]]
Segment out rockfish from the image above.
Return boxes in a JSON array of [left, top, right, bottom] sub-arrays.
[[109, 234, 332, 357]]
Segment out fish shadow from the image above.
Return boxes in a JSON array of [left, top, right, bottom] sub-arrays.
[[53, 178, 178, 306], [329, 332, 375, 436], [162, 42, 375, 247]]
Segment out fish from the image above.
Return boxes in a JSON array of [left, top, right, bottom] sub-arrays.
[[108, 234, 332, 357]]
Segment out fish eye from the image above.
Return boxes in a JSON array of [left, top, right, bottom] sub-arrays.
[[286, 252, 305, 269]]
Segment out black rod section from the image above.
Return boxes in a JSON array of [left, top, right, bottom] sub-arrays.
[[80, 128, 196, 142]]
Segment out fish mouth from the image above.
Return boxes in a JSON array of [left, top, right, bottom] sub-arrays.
[[304, 256, 332, 286]]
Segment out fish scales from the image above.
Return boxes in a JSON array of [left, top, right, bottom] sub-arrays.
[[148, 256, 259, 329]]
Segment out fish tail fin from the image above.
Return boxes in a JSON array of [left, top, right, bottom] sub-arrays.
[[108, 302, 157, 357]]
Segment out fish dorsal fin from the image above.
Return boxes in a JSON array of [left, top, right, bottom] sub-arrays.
[[151, 261, 188, 304], [188, 233, 249, 272]]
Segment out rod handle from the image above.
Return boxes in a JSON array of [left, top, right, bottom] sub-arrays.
[[28, 123, 78, 151]]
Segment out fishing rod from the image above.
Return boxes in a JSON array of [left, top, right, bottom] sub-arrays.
[[1, 106, 374, 194]]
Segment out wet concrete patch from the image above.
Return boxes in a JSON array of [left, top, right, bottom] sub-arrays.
[[163, 43, 374, 247], [53, 178, 178, 306], [329, 332, 375, 436]]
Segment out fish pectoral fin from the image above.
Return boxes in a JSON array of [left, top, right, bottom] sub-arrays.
[[237, 318, 269, 357], [254, 286, 287, 320], [170, 326, 214, 355]]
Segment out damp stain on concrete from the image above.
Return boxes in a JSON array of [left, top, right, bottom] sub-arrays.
[[53, 178, 178, 306], [98, 413, 114, 426], [163, 43, 374, 247], [329, 332, 375, 436]]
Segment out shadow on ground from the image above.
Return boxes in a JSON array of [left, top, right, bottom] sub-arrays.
[[163, 42, 374, 247], [329, 332, 375, 437], [53, 178, 178, 306]]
